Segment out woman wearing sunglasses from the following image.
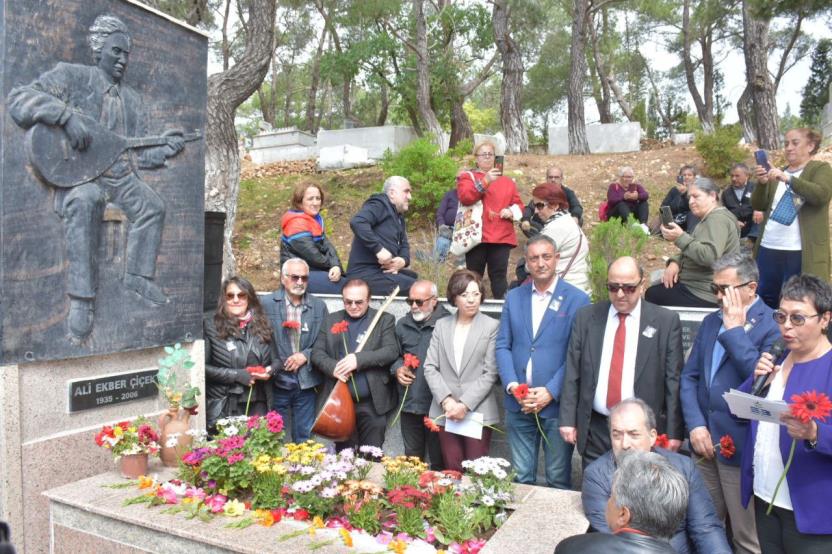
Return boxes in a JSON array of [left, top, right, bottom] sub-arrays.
[[280, 181, 345, 294], [647, 177, 740, 307], [740, 274, 832, 553], [203, 276, 274, 433], [529, 182, 590, 294]]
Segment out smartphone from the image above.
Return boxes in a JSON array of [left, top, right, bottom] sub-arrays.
[[494, 155, 504, 176], [676, 174, 684, 185], [660, 206, 674, 227], [755, 149, 771, 171]]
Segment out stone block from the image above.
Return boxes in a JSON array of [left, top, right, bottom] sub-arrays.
[[317, 144, 372, 171], [822, 85, 832, 146], [548, 122, 642, 155], [249, 127, 318, 164], [0, 0, 207, 364], [317, 125, 418, 160], [672, 133, 695, 145]]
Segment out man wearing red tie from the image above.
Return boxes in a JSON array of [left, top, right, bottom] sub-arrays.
[[559, 256, 685, 467]]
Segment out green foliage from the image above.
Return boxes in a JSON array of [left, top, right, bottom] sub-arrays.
[[694, 125, 746, 179], [379, 138, 460, 217], [800, 39, 832, 127], [588, 217, 650, 302], [464, 102, 500, 134]]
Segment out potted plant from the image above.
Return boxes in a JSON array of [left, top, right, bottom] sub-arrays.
[[155, 343, 201, 466], [94, 418, 160, 478]]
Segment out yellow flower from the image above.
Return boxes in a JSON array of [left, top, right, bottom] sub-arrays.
[[339, 528, 353, 547], [113, 426, 123, 438], [181, 497, 193, 505], [223, 499, 246, 517], [255, 509, 275, 527], [137, 475, 154, 489], [389, 539, 407, 554], [312, 516, 325, 529]]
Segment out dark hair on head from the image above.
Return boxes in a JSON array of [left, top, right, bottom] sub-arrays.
[[678, 164, 697, 176], [446, 269, 484, 305], [731, 162, 750, 174], [788, 128, 822, 155], [214, 276, 272, 343], [342, 278, 370, 298], [780, 274, 832, 315], [532, 183, 570, 212], [525, 234, 557, 256], [290, 182, 326, 211]]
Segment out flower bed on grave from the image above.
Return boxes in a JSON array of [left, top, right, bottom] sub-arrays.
[[113, 411, 514, 553]]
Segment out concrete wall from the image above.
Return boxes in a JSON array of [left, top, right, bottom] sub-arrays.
[[249, 128, 318, 164], [0, 342, 205, 554], [317, 126, 419, 160], [548, 122, 642, 155]]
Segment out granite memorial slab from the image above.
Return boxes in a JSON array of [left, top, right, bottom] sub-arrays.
[[548, 122, 642, 155], [0, 0, 207, 364]]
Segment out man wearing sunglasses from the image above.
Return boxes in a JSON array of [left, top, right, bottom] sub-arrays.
[[263, 258, 329, 443], [391, 280, 450, 469], [680, 252, 779, 554], [560, 256, 684, 468]]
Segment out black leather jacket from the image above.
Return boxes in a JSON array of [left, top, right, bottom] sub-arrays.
[[204, 317, 273, 429], [555, 531, 675, 554]]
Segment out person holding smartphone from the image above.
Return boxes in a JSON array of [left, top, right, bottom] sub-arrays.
[[659, 165, 698, 232], [606, 167, 650, 228], [456, 141, 524, 299], [752, 128, 832, 309]]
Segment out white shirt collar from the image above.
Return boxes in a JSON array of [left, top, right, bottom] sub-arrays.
[[532, 276, 558, 297]]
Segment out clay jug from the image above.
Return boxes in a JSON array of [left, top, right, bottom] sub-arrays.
[[120, 453, 149, 479], [158, 407, 193, 467]]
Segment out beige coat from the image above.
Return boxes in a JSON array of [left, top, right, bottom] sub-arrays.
[[423, 311, 500, 425]]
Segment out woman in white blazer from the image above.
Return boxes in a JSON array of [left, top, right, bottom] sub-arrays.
[[424, 269, 500, 471]]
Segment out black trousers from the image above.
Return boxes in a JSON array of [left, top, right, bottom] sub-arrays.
[[608, 200, 649, 224], [754, 496, 832, 554], [335, 399, 388, 451], [582, 410, 612, 469], [645, 282, 717, 308], [465, 243, 513, 299], [400, 411, 444, 470]]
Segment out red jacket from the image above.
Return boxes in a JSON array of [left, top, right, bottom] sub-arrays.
[[456, 170, 523, 246]]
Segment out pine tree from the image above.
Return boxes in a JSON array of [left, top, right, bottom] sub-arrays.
[[800, 39, 832, 127]]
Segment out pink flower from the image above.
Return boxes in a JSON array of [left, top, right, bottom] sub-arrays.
[[156, 487, 178, 504], [185, 487, 206, 501], [226, 452, 245, 464], [205, 494, 227, 513], [266, 411, 284, 433], [247, 415, 260, 429]]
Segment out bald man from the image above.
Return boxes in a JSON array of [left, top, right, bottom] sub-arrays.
[[559, 256, 684, 467]]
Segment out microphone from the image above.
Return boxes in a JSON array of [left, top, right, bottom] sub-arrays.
[[751, 339, 786, 397]]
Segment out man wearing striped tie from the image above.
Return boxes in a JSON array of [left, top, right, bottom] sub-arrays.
[[559, 256, 685, 468]]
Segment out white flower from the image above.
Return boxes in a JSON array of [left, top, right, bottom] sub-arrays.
[[493, 468, 507, 479], [359, 445, 383, 458], [162, 480, 187, 496], [165, 433, 181, 448], [300, 466, 316, 476], [481, 495, 495, 506], [321, 486, 338, 498]]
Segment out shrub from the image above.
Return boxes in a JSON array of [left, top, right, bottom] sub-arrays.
[[380, 138, 460, 217], [694, 125, 746, 178], [588, 216, 650, 302]]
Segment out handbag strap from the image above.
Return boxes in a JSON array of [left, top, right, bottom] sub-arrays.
[[559, 230, 583, 279]]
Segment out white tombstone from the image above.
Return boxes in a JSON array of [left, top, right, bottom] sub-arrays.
[[317, 144, 372, 171], [248, 126, 318, 164], [547, 122, 642, 155], [317, 126, 418, 159], [672, 133, 694, 145]]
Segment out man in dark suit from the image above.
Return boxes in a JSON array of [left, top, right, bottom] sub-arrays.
[[497, 235, 590, 489], [681, 252, 779, 554], [555, 450, 684, 554], [559, 256, 684, 467], [311, 279, 399, 450]]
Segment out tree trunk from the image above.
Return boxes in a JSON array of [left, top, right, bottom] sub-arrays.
[[205, 0, 277, 277], [589, 44, 613, 123], [304, 27, 327, 133], [492, 0, 528, 153], [413, 0, 445, 148], [568, 0, 591, 154], [682, 0, 715, 133], [377, 77, 389, 126], [742, 0, 779, 149], [449, 98, 473, 148], [737, 85, 757, 144]]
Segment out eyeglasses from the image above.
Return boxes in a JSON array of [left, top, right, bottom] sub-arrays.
[[406, 296, 435, 307], [546, 175, 562, 181], [476, 152, 494, 158], [286, 274, 309, 282], [226, 291, 248, 301], [606, 283, 641, 294], [533, 202, 547, 210], [710, 281, 753, 295], [344, 299, 366, 307], [772, 311, 821, 326]]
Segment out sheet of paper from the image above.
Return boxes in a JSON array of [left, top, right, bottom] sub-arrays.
[[444, 411, 484, 439], [723, 389, 790, 424]]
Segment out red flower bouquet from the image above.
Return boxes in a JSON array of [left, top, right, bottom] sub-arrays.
[[390, 354, 421, 428]]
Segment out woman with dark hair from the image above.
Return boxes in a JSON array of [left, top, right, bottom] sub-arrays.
[[204, 276, 274, 432], [423, 269, 499, 471], [752, 128, 832, 308], [660, 165, 698, 232], [456, 140, 524, 299], [531, 182, 590, 293], [741, 274, 832, 553], [647, 177, 740, 307], [280, 182, 345, 294]]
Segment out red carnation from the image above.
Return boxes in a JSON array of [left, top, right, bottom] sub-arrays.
[[718, 435, 736, 459], [512, 383, 530, 401], [403, 353, 420, 369], [424, 416, 441, 433], [282, 320, 301, 330], [789, 390, 832, 424], [330, 320, 349, 334], [654, 434, 670, 449], [246, 365, 266, 375], [292, 508, 310, 521]]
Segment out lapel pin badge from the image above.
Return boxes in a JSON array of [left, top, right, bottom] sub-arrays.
[[643, 326, 657, 338]]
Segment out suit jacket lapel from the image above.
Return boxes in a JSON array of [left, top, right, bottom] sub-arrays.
[[589, 303, 610, 389], [633, 303, 656, 385], [534, 280, 565, 341], [521, 285, 534, 342]]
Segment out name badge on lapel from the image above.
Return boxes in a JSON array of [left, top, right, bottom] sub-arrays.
[[642, 326, 657, 338], [226, 341, 237, 351], [548, 295, 563, 313], [743, 319, 756, 333], [302, 322, 310, 333]]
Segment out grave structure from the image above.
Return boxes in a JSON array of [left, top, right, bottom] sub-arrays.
[[248, 126, 317, 164], [548, 122, 642, 155], [0, 1, 207, 551], [317, 125, 418, 160]]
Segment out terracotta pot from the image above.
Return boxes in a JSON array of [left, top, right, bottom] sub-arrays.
[[120, 453, 149, 479], [158, 407, 193, 467], [311, 380, 356, 441]]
